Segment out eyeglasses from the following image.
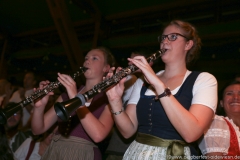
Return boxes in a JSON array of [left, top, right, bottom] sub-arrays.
[[158, 33, 189, 43]]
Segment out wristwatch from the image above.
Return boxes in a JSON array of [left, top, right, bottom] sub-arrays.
[[155, 88, 171, 99]]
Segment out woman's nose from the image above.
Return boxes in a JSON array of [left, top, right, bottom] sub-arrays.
[[84, 60, 90, 66], [161, 38, 169, 44], [233, 93, 240, 100]]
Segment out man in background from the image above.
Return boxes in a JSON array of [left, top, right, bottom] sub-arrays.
[[9, 72, 37, 128], [235, 73, 240, 82], [0, 79, 13, 108], [4, 102, 32, 152]]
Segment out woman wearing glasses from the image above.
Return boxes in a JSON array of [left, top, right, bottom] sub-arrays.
[[106, 20, 218, 160]]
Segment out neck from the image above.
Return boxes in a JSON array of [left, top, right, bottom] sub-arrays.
[[163, 64, 187, 79], [40, 141, 48, 148], [83, 77, 102, 92], [227, 115, 240, 127], [6, 127, 18, 138]]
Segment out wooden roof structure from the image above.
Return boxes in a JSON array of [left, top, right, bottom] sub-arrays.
[[0, 0, 240, 88]]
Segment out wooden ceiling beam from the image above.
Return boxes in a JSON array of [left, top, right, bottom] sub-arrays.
[[105, 0, 213, 20], [73, 0, 102, 48], [46, 0, 84, 71]]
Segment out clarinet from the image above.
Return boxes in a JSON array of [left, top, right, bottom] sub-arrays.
[[0, 67, 87, 124], [54, 49, 166, 121]]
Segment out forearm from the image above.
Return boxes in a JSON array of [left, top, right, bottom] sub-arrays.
[[110, 100, 138, 138], [159, 95, 213, 142], [32, 106, 58, 135], [31, 106, 45, 135], [77, 106, 113, 142], [114, 112, 138, 138]]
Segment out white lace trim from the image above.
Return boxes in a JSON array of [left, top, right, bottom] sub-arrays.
[[225, 117, 240, 149], [204, 128, 228, 138], [203, 147, 228, 155]]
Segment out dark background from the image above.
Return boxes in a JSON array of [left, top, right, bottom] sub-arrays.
[[0, 0, 240, 90]]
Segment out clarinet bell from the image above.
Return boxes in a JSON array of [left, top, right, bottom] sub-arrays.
[[54, 94, 86, 121], [0, 103, 23, 124]]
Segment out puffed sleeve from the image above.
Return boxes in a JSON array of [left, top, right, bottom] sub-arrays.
[[127, 77, 144, 105], [198, 115, 230, 155], [192, 72, 218, 112]]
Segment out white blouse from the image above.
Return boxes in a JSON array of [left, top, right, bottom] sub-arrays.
[[198, 115, 240, 155], [127, 70, 218, 112], [14, 138, 41, 160]]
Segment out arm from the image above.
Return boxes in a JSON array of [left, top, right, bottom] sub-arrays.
[[31, 81, 58, 135], [32, 72, 79, 135], [58, 72, 114, 142], [160, 99, 214, 142], [76, 104, 114, 143], [106, 70, 139, 138], [157, 73, 217, 142], [113, 103, 138, 138]]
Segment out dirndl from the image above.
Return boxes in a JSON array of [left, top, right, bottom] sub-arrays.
[[123, 140, 191, 160], [41, 134, 99, 160]]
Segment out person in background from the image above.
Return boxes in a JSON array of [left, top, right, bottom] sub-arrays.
[[199, 81, 240, 158], [0, 124, 14, 160], [9, 72, 37, 128], [31, 47, 115, 160], [4, 102, 32, 153], [235, 73, 240, 82], [0, 79, 13, 108], [14, 125, 57, 160], [105, 49, 152, 160], [106, 20, 218, 159], [122, 49, 153, 106]]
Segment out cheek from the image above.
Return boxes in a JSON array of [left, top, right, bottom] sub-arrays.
[[96, 63, 105, 71], [223, 97, 231, 106]]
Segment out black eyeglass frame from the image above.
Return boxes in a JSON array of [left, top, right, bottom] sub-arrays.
[[158, 33, 189, 43]]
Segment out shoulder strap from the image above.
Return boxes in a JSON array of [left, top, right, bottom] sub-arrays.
[[175, 71, 201, 96], [25, 140, 36, 160]]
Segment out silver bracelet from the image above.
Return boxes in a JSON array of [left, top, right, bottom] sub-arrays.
[[111, 107, 124, 115]]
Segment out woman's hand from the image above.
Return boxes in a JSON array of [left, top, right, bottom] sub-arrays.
[[128, 56, 163, 89], [105, 67, 126, 103], [57, 73, 77, 99], [34, 81, 54, 108]]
